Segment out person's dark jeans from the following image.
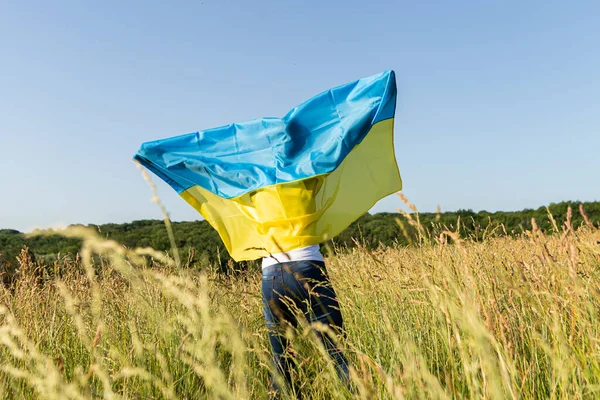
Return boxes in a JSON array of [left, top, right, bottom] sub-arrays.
[[261, 260, 350, 396]]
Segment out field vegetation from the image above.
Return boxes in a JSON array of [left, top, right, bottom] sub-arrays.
[[1, 201, 599, 272], [0, 199, 599, 399]]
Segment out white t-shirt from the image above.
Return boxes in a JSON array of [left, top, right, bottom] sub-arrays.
[[261, 245, 324, 268]]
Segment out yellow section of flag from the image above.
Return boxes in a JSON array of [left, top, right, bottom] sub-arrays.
[[180, 118, 401, 261]]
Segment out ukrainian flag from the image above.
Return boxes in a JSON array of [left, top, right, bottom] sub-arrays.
[[134, 70, 401, 261]]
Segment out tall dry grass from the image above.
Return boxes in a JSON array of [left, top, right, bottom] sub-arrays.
[[1, 206, 599, 399]]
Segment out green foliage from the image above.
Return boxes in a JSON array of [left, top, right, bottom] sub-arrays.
[[1, 201, 599, 273], [328, 200, 600, 249]]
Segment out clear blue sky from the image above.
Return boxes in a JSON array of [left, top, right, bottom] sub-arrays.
[[1, 0, 598, 232]]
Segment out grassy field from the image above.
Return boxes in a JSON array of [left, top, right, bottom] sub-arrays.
[[1, 209, 599, 399]]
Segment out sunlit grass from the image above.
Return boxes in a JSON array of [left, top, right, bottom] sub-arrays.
[[1, 209, 599, 399]]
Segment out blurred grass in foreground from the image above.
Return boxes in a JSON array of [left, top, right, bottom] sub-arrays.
[[1, 206, 600, 399]]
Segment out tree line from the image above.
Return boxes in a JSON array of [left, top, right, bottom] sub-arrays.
[[1, 201, 598, 274]]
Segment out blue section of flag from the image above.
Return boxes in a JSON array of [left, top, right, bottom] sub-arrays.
[[134, 70, 396, 198]]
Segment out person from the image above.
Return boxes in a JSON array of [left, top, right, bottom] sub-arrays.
[[133, 69, 400, 397], [261, 244, 350, 397]]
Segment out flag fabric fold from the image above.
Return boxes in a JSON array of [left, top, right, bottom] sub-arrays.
[[134, 70, 402, 261]]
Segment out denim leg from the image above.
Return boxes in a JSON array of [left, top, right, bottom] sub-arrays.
[[298, 264, 351, 386], [262, 271, 297, 394], [310, 294, 350, 386], [265, 317, 293, 392], [263, 261, 351, 395]]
